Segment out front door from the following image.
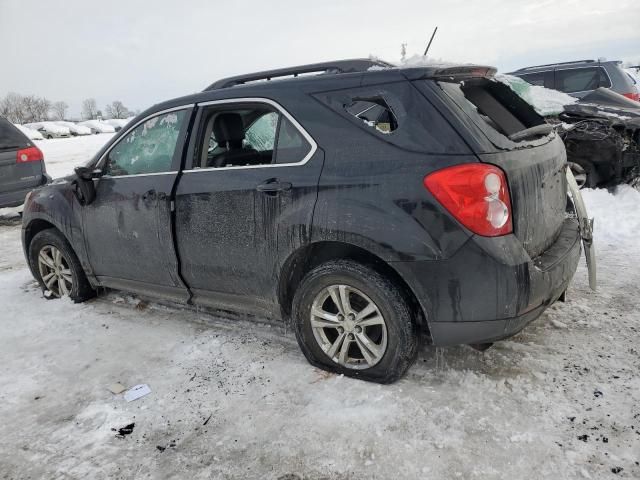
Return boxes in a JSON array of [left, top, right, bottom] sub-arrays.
[[82, 108, 192, 301], [174, 100, 322, 316]]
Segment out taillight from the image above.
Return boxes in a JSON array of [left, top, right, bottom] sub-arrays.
[[424, 163, 513, 237], [16, 146, 43, 163], [622, 92, 640, 102]]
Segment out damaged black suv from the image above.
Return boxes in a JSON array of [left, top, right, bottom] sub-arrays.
[[22, 59, 583, 383]]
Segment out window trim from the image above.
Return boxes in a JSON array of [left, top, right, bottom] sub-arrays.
[[97, 104, 194, 177], [183, 97, 318, 173], [553, 66, 613, 94]]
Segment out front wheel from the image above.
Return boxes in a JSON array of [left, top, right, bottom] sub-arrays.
[[28, 229, 95, 302], [292, 260, 418, 383]]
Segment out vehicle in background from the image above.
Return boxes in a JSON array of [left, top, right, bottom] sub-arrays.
[[24, 122, 71, 139], [499, 74, 640, 188], [53, 121, 91, 136], [103, 118, 130, 132], [21, 59, 588, 383], [14, 124, 44, 141], [509, 59, 639, 102], [78, 120, 116, 134], [0, 116, 49, 208]]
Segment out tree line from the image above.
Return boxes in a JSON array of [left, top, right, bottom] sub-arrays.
[[0, 92, 133, 124]]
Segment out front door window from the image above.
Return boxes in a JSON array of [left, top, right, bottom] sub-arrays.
[[105, 110, 187, 176]]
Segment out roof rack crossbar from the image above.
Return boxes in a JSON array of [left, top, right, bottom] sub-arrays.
[[204, 58, 394, 91], [517, 59, 597, 71]]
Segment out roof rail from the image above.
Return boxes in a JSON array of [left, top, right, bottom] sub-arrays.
[[204, 58, 395, 91], [516, 59, 596, 71]]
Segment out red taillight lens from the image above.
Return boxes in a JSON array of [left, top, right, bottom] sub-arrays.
[[16, 146, 43, 163], [622, 92, 640, 102], [424, 163, 513, 237]]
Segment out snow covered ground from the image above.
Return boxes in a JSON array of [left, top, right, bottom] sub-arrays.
[[0, 136, 639, 479]]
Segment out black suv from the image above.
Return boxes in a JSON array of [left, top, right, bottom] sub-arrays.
[[21, 59, 582, 383]]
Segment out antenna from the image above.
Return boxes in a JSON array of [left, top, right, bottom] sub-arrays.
[[423, 26, 438, 57]]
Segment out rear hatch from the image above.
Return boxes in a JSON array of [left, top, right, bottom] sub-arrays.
[[417, 70, 567, 258], [0, 118, 45, 195]]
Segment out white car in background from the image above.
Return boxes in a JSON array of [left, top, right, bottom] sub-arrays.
[[103, 118, 131, 132], [24, 122, 71, 139], [78, 120, 116, 134], [14, 124, 44, 140], [53, 121, 91, 136]]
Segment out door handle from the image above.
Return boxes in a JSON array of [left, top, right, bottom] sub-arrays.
[[142, 189, 157, 201], [256, 180, 292, 194]]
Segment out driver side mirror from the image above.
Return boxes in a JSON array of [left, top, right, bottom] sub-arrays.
[[73, 166, 102, 205], [74, 166, 103, 181]]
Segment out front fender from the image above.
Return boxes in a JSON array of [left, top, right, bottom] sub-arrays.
[[21, 179, 93, 280]]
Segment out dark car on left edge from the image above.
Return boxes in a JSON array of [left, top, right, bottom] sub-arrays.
[[0, 116, 49, 208]]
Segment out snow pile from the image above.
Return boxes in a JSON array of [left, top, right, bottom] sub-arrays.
[[14, 124, 43, 140], [79, 120, 116, 133], [582, 185, 640, 249], [104, 118, 130, 129], [398, 54, 460, 68], [38, 134, 114, 179], [24, 122, 70, 135], [496, 74, 577, 116], [54, 121, 91, 135]]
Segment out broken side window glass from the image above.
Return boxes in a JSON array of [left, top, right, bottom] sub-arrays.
[[345, 97, 398, 134]]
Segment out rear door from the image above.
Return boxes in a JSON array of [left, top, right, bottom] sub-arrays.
[[174, 99, 322, 315], [82, 107, 192, 300], [0, 119, 42, 196]]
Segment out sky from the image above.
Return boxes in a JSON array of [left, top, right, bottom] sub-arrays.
[[1, 0, 639, 118]]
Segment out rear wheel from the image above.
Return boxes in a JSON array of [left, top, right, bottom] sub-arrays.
[[292, 260, 418, 383], [28, 229, 95, 302]]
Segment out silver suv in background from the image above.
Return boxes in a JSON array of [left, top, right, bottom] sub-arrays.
[[509, 59, 640, 102]]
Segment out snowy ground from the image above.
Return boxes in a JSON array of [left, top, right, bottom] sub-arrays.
[[0, 136, 639, 479]]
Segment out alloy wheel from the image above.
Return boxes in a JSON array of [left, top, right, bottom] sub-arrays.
[[310, 284, 388, 369], [37, 245, 73, 297]]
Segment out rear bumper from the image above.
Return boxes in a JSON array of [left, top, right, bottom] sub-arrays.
[[393, 218, 581, 346], [0, 175, 50, 208]]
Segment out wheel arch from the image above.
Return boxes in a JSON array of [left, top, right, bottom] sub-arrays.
[[278, 240, 431, 338]]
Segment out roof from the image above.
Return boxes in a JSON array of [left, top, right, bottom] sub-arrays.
[[203, 58, 395, 91]]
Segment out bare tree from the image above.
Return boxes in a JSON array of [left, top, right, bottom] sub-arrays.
[[0, 92, 26, 123], [105, 100, 130, 119], [82, 98, 98, 120], [21, 95, 51, 122], [51, 101, 69, 120]]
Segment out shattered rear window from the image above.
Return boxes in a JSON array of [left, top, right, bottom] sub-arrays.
[[439, 79, 547, 143]]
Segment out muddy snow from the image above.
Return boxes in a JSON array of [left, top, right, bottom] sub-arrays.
[[0, 135, 638, 479]]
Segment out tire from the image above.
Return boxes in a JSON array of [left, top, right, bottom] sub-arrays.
[[28, 229, 95, 303], [292, 260, 418, 383]]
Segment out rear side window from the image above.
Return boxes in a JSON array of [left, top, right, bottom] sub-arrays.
[[313, 82, 471, 154], [0, 118, 29, 150], [555, 67, 611, 93], [345, 98, 398, 133]]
